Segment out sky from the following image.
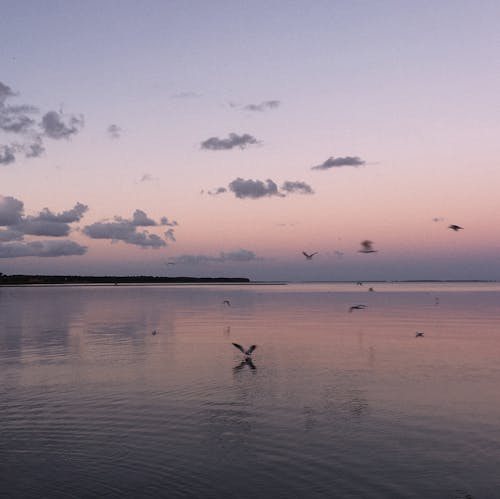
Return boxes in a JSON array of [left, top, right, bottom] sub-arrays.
[[1, 0, 499, 281]]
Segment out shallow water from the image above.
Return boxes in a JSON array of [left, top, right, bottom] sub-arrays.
[[1, 283, 500, 498]]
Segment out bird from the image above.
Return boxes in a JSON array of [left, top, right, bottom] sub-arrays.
[[356, 281, 364, 286], [448, 224, 463, 231], [349, 304, 367, 313], [415, 332, 424, 337], [223, 300, 231, 306], [152, 330, 158, 336], [232, 343, 256, 357], [368, 287, 375, 292], [359, 240, 377, 253], [302, 251, 318, 260]]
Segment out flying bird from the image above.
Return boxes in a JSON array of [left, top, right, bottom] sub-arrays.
[[349, 304, 367, 313], [415, 332, 424, 337], [232, 343, 256, 357], [359, 240, 377, 253], [223, 300, 231, 306], [152, 330, 158, 336], [448, 224, 463, 231], [302, 251, 318, 260]]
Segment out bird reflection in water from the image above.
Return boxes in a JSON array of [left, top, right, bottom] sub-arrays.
[[233, 358, 256, 371]]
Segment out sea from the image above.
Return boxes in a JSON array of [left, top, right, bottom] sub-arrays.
[[1, 282, 500, 498]]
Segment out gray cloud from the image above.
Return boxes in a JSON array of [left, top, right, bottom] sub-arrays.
[[107, 124, 121, 139], [14, 220, 72, 237], [0, 195, 24, 225], [0, 145, 16, 165], [41, 111, 84, 139], [160, 217, 178, 227], [0, 82, 16, 104], [10, 202, 89, 237], [207, 187, 227, 196], [174, 248, 259, 265], [0, 81, 83, 164], [215, 178, 314, 199], [164, 229, 176, 242], [229, 178, 281, 199], [280, 181, 314, 195], [244, 100, 281, 112], [0, 229, 23, 242], [82, 209, 177, 249], [0, 240, 87, 258], [36, 202, 88, 223], [0, 195, 89, 258], [312, 156, 366, 170], [201, 133, 259, 151]]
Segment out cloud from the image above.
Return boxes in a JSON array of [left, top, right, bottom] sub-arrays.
[[0, 195, 89, 258], [229, 178, 281, 199], [174, 248, 259, 265], [243, 100, 281, 112], [210, 178, 315, 199], [0, 145, 16, 165], [160, 217, 178, 227], [0, 81, 84, 164], [0, 82, 16, 104], [280, 181, 314, 195], [201, 133, 259, 151], [35, 202, 88, 223], [164, 229, 176, 242], [207, 187, 227, 196], [82, 209, 178, 249], [8, 202, 89, 237], [107, 124, 121, 139], [0, 229, 23, 242], [41, 111, 84, 139], [312, 156, 366, 170], [132, 209, 157, 227], [0, 240, 87, 258], [0, 195, 24, 225]]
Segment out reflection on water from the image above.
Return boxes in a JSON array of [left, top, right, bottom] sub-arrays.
[[1, 283, 500, 498]]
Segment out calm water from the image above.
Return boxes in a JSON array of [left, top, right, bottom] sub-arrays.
[[1, 282, 500, 498]]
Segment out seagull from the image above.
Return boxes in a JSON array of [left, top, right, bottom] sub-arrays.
[[302, 251, 318, 260], [359, 240, 377, 253], [415, 332, 424, 337], [232, 343, 256, 357], [448, 224, 463, 231], [223, 300, 231, 306], [349, 304, 367, 313]]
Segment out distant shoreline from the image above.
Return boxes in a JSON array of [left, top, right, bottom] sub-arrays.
[[0, 275, 252, 285]]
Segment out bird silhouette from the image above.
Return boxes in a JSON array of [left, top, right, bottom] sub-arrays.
[[302, 251, 318, 260], [223, 300, 231, 306], [349, 304, 367, 313], [232, 343, 256, 357], [448, 224, 463, 231], [359, 240, 377, 253], [152, 330, 158, 336], [415, 332, 424, 337]]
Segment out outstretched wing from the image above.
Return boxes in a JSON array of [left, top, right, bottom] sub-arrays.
[[245, 345, 257, 355], [232, 343, 246, 354], [302, 251, 310, 258]]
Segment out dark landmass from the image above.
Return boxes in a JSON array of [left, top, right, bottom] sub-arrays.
[[0, 274, 251, 285]]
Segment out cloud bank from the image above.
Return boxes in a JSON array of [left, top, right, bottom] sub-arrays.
[[312, 156, 366, 170], [201, 133, 259, 151], [82, 209, 178, 249], [0, 195, 88, 257]]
